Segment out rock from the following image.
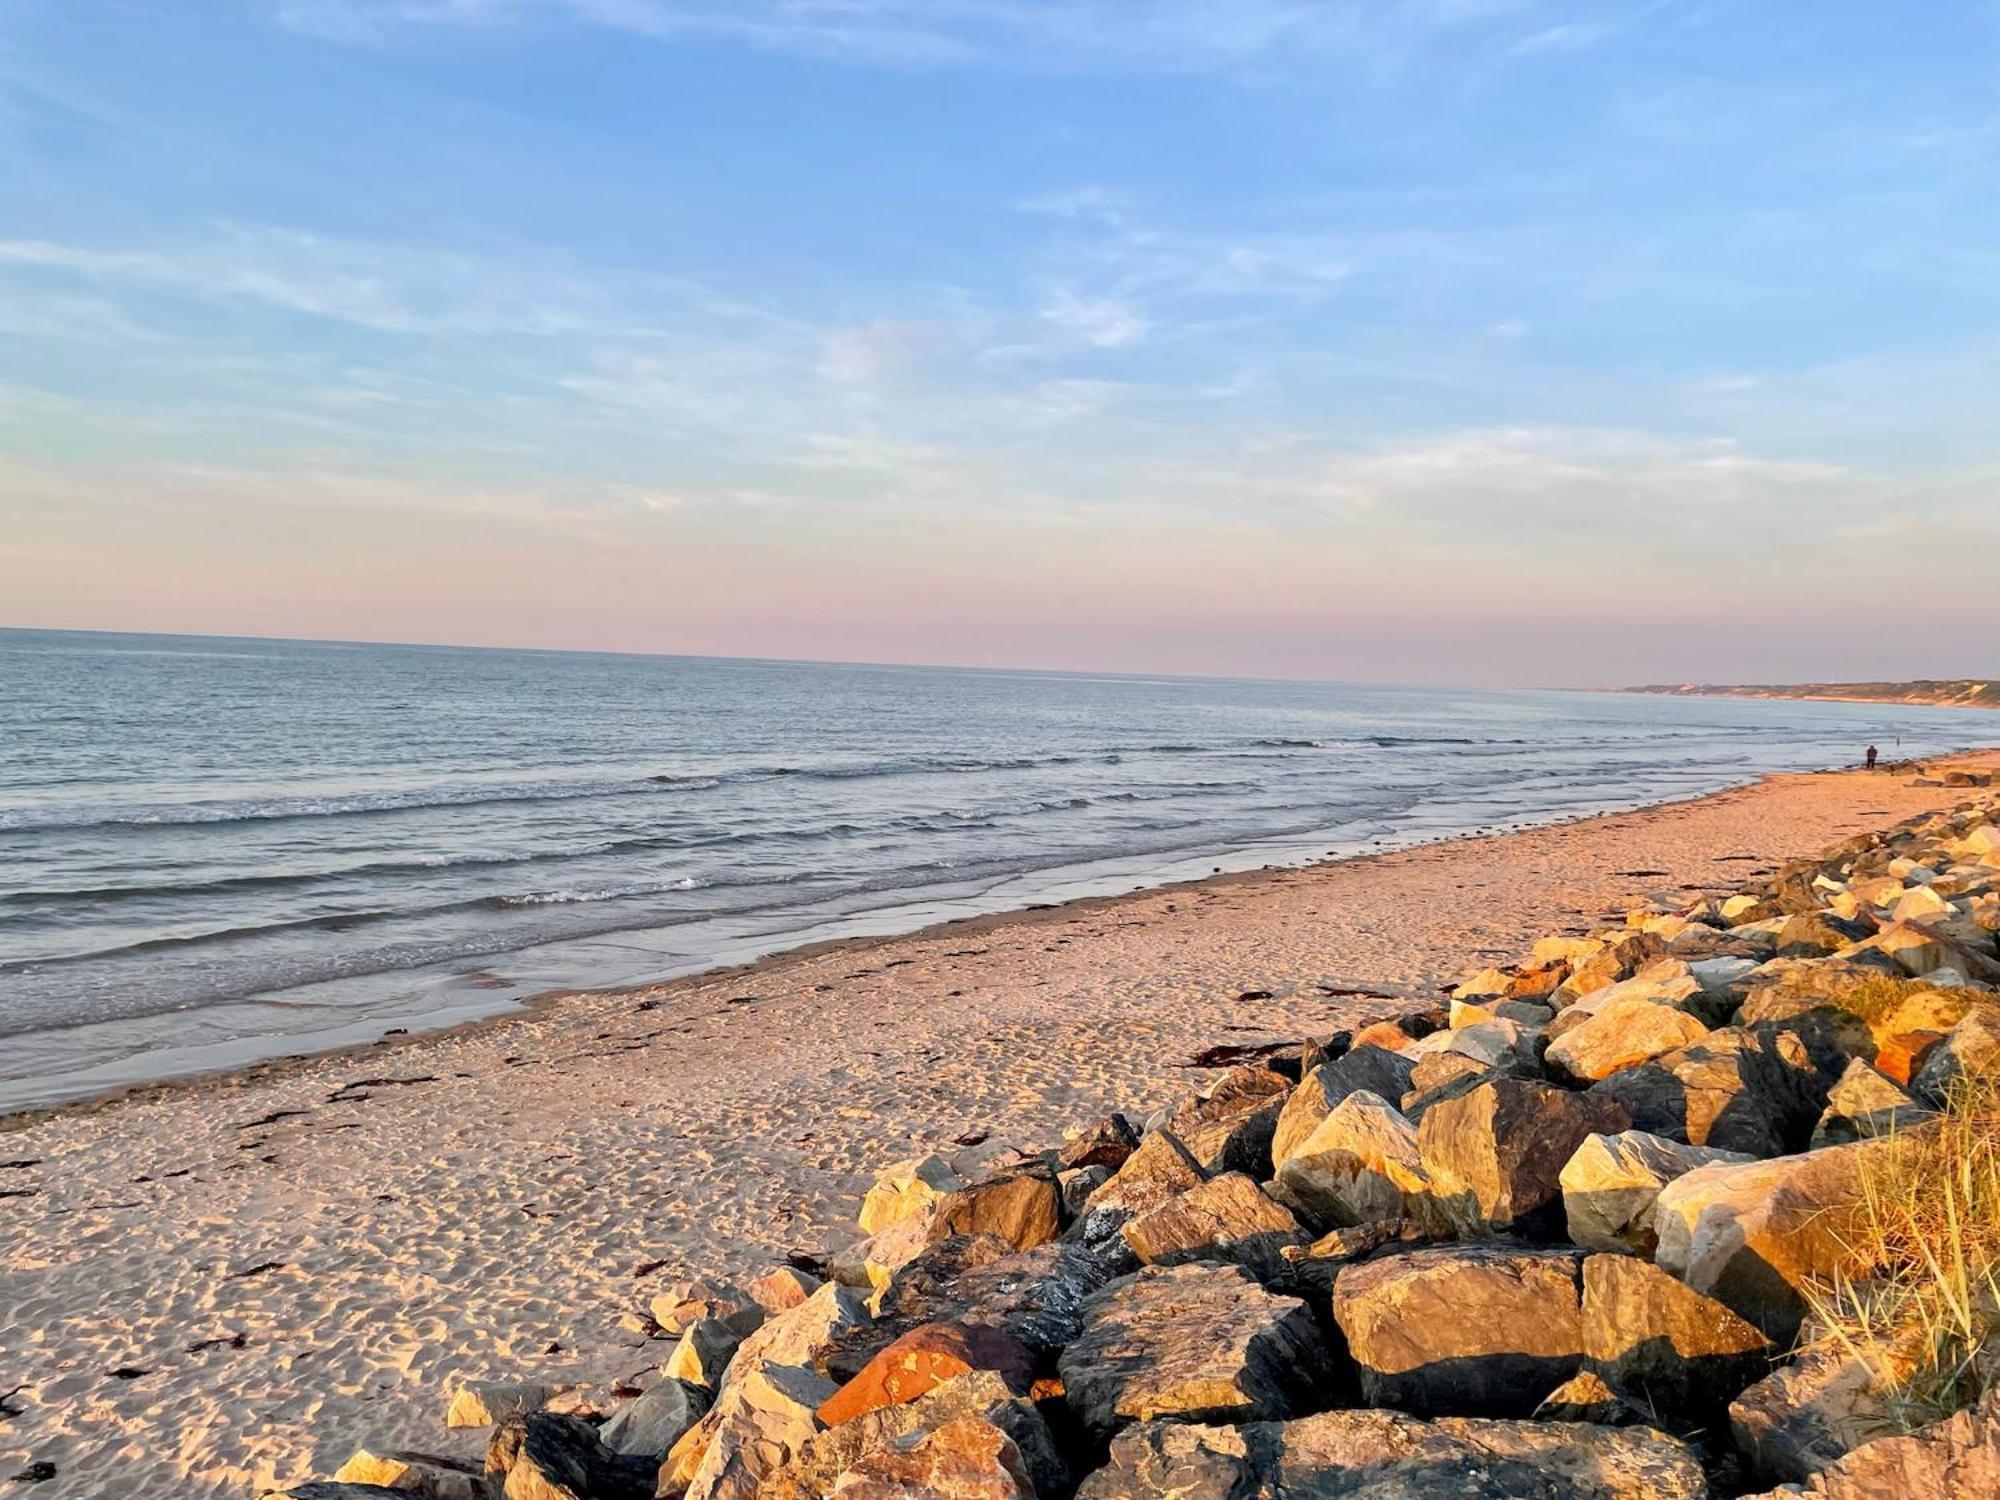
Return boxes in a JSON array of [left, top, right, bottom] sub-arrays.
[[664, 1319, 742, 1390], [1082, 1408, 1707, 1499], [1331, 1245, 1585, 1417], [1653, 1136, 1912, 1338], [1912, 1007, 2000, 1104], [1729, 1333, 1917, 1483], [840, 1234, 1019, 1367], [1554, 933, 1670, 1006], [1560, 1130, 1753, 1254], [1438, 1017, 1541, 1072], [930, 1169, 1064, 1253], [664, 1361, 836, 1500], [1057, 1165, 1111, 1220], [1861, 920, 2000, 981], [1546, 999, 1711, 1084], [1058, 1262, 1333, 1437], [1589, 1026, 1825, 1158], [649, 1280, 762, 1338], [749, 1267, 824, 1316], [1580, 1253, 1771, 1416], [859, 1157, 965, 1236], [1272, 1047, 1418, 1166], [1273, 1219, 1438, 1296], [1777, 912, 1873, 958], [761, 1369, 1065, 1500], [599, 1379, 704, 1459], [1737, 1390, 2000, 1499], [1271, 1091, 1430, 1231], [1165, 1066, 1293, 1175], [445, 1379, 574, 1429], [1059, 1114, 1139, 1171], [1121, 1171, 1306, 1278], [1072, 1421, 1255, 1499], [1811, 1058, 1933, 1145], [817, 1414, 1037, 1497], [1416, 1078, 1630, 1237], [260, 1488, 410, 1499], [947, 1240, 1123, 1356], [816, 1323, 1034, 1428], [1403, 1050, 1493, 1101], [829, 1215, 936, 1294], [331, 1450, 483, 1498], [1074, 1128, 1208, 1242], [727, 1282, 872, 1384], [1533, 1371, 1647, 1426], [486, 1412, 654, 1500]]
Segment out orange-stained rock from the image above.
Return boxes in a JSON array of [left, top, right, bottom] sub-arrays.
[[1874, 1030, 1945, 1085], [816, 1323, 1035, 1428], [1349, 1021, 1415, 1052]]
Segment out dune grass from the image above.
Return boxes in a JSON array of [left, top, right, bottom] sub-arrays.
[[1803, 1069, 2000, 1431]]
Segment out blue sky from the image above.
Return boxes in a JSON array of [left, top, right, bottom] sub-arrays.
[[2, 1, 1997, 683]]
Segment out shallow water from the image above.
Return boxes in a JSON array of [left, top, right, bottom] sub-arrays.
[[4, 627, 1994, 1109]]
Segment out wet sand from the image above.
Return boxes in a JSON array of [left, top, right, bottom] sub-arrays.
[[2, 754, 1996, 1497]]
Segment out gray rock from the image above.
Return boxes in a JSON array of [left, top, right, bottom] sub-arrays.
[[1737, 1390, 2000, 1499], [1812, 1058, 1934, 1146], [485, 1412, 654, 1500], [1729, 1334, 1916, 1484], [1059, 1262, 1334, 1437], [598, 1378, 704, 1459], [1588, 1026, 1826, 1158]]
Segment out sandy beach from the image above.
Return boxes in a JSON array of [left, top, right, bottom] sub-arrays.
[[4, 756, 1997, 1498]]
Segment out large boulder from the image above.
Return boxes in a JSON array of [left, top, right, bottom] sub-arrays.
[[1330, 1246, 1585, 1417], [930, 1169, 1064, 1253], [761, 1370, 1065, 1500], [1812, 1058, 1933, 1146], [1058, 1262, 1334, 1437], [1077, 1408, 1707, 1500], [1589, 1026, 1826, 1158], [1653, 1136, 1912, 1338], [859, 1157, 965, 1236], [1912, 1007, 2000, 1104], [1120, 1171, 1306, 1279], [1270, 1091, 1429, 1232], [1272, 1047, 1417, 1167], [1416, 1078, 1630, 1237], [1546, 999, 1710, 1084], [661, 1362, 836, 1500], [816, 1322, 1034, 1428], [1165, 1067, 1293, 1176], [1729, 1333, 1918, 1484], [1737, 1390, 2000, 1499], [1072, 1129, 1207, 1244], [485, 1413, 654, 1500], [331, 1450, 482, 1499], [598, 1380, 704, 1459], [948, 1241, 1124, 1356], [728, 1282, 872, 1382], [1580, 1253, 1771, 1417], [816, 1415, 1038, 1497], [1560, 1130, 1754, 1254]]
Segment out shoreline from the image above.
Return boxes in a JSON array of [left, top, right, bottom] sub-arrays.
[[2, 750, 1981, 1131], [4, 751, 1999, 1498]]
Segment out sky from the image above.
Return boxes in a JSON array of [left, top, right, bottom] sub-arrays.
[[1, 1, 1996, 686]]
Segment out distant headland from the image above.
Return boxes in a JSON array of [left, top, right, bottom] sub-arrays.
[[1625, 680, 1999, 709]]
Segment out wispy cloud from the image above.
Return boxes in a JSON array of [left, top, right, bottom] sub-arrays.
[[267, 0, 1565, 71]]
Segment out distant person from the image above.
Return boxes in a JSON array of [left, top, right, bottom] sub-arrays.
[[1866, 744, 1879, 770]]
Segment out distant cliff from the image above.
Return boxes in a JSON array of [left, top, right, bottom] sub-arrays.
[[1625, 680, 2000, 709]]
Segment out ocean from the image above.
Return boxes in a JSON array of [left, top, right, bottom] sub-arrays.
[[4, 627, 1996, 1111]]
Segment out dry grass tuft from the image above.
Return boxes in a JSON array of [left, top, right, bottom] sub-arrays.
[[1804, 1070, 2000, 1430]]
